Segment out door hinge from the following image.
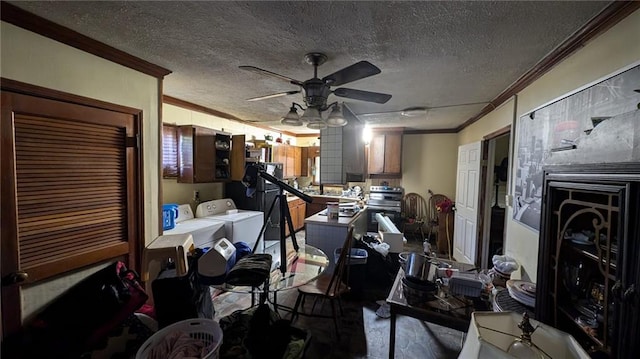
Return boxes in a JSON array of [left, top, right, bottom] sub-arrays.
[[126, 134, 140, 148]]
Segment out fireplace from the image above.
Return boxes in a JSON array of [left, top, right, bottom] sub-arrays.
[[535, 163, 640, 357]]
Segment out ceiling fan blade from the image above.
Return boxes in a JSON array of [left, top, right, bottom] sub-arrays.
[[333, 88, 392, 104], [246, 90, 300, 101], [322, 61, 381, 86], [239, 66, 303, 86]]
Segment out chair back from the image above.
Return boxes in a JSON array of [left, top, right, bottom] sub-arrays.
[[402, 193, 427, 221], [427, 189, 450, 225], [326, 227, 355, 296]]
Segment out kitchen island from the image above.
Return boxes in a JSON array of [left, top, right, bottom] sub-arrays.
[[304, 205, 367, 273]]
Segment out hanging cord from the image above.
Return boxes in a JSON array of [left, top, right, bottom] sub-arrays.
[[446, 213, 452, 260]]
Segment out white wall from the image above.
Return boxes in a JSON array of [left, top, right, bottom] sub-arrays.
[[1, 21, 161, 320], [457, 9, 640, 281]]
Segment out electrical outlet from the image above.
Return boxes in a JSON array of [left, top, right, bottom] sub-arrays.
[[194, 190, 200, 201]]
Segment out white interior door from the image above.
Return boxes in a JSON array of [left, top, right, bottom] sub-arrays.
[[454, 141, 482, 264]]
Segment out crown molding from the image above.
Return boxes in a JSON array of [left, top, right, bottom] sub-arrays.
[[1, 2, 171, 79]]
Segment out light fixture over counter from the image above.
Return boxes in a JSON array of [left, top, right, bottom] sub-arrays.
[[280, 102, 346, 130]]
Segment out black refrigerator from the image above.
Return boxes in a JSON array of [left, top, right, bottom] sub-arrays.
[[225, 162, 284, 242]]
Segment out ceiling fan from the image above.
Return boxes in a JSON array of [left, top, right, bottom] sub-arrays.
[[239, 52, 392, 112]]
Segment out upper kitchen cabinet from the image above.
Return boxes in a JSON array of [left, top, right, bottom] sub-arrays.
[[368, 129, 403, 177], [272, 143, 303, 178], [177, 125, 230, 183]]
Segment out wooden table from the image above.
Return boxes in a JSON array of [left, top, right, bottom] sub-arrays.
[[386, 264, 484, 359]]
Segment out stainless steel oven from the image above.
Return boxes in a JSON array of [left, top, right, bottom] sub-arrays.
[[366, 186, 404, 232]]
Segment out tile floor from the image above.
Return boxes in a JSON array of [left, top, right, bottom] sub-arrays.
[[212, 231, 466, 358]]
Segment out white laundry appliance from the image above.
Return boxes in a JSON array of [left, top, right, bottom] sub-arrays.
[[163, 204, 226, 249], [196, 198, 264, 252]]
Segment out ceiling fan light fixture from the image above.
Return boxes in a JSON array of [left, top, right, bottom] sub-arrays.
[[306, 119, 327, 130], [326, 104, 347, 127], [280, 105, 303, 126]]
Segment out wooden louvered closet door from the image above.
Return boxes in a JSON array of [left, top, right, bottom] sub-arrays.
[[1, 89, 141, 336]]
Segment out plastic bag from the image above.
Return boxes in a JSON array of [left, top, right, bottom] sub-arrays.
[[491, 255, 519, 274]]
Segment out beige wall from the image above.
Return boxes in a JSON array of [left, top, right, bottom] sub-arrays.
[[456, 9, 640, 282], [401, 133, 458, 199], [1, 21, 161, 320]]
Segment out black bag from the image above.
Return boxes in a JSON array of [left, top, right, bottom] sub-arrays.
[[152, 249, 215, 328]]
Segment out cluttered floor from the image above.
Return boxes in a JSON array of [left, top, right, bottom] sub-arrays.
[[212, 231, 466, 359]]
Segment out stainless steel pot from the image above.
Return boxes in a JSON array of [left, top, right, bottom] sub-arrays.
[[405, 252, 430, 282]]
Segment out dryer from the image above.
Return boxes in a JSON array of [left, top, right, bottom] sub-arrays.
[[196, 199, 264, 252], [163, 204, 225, 249]]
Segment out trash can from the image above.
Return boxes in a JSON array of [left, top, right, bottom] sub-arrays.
[[334, 248, 368, 296]]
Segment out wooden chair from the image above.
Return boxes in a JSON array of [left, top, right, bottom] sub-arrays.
[[290, 227, 354, 336], [427, 189, 450, 242], [401, 192, 428, 241]]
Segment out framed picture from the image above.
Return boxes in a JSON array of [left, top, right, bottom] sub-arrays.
[[513, 64, 640, 231]]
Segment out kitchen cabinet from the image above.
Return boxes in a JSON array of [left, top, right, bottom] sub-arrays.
[[285, 198, 306, 236], [230, 134, 246, 181], [367, 130, 403, 177], [272, 144, 304, 178], [178, 125, 231, 183]]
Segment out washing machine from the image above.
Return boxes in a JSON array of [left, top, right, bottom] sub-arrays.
[[195, 199, 264, 252], [163, 204, 226, 249]]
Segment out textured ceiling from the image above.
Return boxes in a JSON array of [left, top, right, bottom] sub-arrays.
[[9, 1, 610, 133]]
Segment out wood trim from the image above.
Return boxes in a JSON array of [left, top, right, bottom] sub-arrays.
[[0, 91, 20, 337], [483, 125, 511, 141], [403, 128, 458, 135], [0, 2, 171, 79], [163, 95, 246, 122], [370, 127, 405, 134], [457, 1, 640, 132], [296, 133, 320, 138], [1, 78, 142, 115], [163, 95, 306, 138]]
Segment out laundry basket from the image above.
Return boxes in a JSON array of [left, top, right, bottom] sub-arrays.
[[135, 318, 223, 359]]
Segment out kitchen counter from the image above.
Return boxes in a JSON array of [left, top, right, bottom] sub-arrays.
[[305, 205, 367, 227], [304, 206, 368, 273]]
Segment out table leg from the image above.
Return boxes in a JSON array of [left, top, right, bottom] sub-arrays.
[[389, 309, 396, 359]]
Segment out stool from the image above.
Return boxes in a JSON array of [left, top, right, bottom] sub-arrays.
[[142, 233, 195, 304]]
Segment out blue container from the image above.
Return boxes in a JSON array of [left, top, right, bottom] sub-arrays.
[[162, 203, 179, 230]]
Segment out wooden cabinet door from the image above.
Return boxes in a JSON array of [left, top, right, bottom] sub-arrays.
[[194, 127, 216, 182], [384, 133, 402, 174], [285, 145, 294, 178], [272, 144, 286, 173], [367, 134, 386, 174], [293, 146, 302, 177], [178, 125, 215, 183], [230, 134, 245, 181], [296, 202, 307, 230], [301, 147, 309, 177]]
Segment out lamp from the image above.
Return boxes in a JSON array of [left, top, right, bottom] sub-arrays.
[[326, 103, 347, 127], [301, 107, 327, 130], [280, 102, 347, 130], [280, 104, 303, 126]]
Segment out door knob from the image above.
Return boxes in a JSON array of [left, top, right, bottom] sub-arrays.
[[2, 271, 28, 286]]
